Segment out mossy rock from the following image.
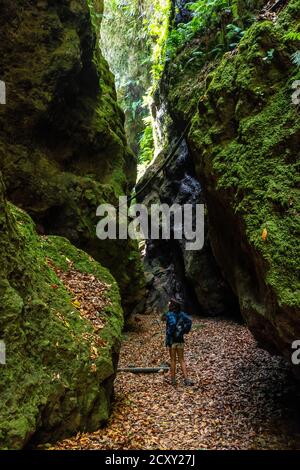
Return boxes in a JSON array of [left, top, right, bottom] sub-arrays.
[[151, 0, 300, 364], [0, 175, 123, 449], [0, 0, 145, 314], [187, 4, 300, 359]]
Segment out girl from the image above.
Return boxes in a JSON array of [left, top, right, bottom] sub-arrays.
[[165, 299, 194, 386]]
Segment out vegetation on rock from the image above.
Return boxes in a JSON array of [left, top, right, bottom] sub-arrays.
[[154, 0, 300, 360], [101, 0, 172, 164], [0, 175, 123, 449], [124, 0, 300, 362], [0, 0, 300, 452], [0, 0, 145, 315], [188, 5, 300, 358]]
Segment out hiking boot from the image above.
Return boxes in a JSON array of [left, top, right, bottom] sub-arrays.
[[184, 378, 194, 386], [164, 377, 176, 386]]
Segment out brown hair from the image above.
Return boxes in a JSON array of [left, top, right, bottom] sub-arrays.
[[169, 298, 181, 314]]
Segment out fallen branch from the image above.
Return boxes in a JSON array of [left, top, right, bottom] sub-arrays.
[[117, 366, 169, 374]]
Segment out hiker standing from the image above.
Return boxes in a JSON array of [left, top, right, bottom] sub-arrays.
[[165, 299, 193, 386]]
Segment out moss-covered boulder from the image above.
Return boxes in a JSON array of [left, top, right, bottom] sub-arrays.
[[0, 174, 123, 449], [0, 0, 145, 314], [187, 3, 300, 359]]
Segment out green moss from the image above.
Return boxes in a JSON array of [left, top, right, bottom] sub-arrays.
[[0, 0, 145, 314], [189, 11, 300, 308], [139, 124, 155, 164], [0, 176, 123, 449]]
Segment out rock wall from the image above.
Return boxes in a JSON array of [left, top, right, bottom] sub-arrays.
[[0, 173, 123, 449], [0, 0, 145, 315], [160, 0, 300, 361], [137, 95, 239, 316]]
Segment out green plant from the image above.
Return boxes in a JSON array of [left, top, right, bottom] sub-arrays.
[[166, 0, 232, 59], [291, 50, 300, 67], [210, 44, 225, 58], [226, 23, 245, 49], [125, 99, 143, 120], [147, 0, 172, 84], [87, 0, 103, 32], [138, 124, 154, 164], [101, 0, 172, 162], [284, 31, 300, 41], [263, 49, 275, 64], [184, 49, 206, 68]]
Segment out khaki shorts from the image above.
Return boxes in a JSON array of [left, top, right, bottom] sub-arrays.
[[170, 343, 184, 349]]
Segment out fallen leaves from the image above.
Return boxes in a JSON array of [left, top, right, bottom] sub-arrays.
[[49, 314, 300, 451], [48, 258, 110, 335], [72, 299, 81, 309], [46, 258, 110, 358], [262, 228, 268, 241], [90, 363, 97, 373]]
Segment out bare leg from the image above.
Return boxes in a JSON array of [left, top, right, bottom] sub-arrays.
[[169, 347, 177, 382], [177, 347, 188, 380]]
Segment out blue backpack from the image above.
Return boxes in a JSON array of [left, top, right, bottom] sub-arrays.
[[174, 312, 192, 341]]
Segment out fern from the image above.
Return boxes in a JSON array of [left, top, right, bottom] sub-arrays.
[[166, 0, 231, 59], [226, 23, 245, 49], [263, 49, 275, 64], [138, 125, 154, 164], [285, 31, 300, 42], [291, 50, 300, 68]]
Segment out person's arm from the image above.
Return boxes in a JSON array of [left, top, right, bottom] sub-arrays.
[[160, 311, 167, 322], [165, 313, 176, 347]]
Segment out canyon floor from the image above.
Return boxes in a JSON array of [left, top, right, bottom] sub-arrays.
[[49, 313, 300, 450]]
